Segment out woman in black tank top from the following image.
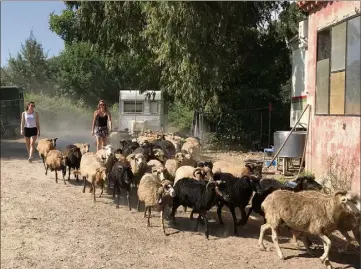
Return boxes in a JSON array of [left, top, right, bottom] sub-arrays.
[[91, 100, 112, 151]]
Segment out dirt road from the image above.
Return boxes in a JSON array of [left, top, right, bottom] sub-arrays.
[[1, 137, 359, 269]]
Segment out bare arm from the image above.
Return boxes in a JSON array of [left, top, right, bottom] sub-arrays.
[[91, 111, 97, 133], [35, 112, 40, 135], [20, 112, 24, 134], [108, 112, 112, 131]]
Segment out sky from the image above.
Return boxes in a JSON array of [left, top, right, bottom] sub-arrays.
[[1, 1, 66, 67]]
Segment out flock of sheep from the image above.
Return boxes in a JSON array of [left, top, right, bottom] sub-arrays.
[[35, 131, 360, 269]]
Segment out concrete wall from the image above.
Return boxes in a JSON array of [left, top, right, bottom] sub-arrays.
[[305, 1, 361, 193]]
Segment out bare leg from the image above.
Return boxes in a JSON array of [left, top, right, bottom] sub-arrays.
[[319, 234, 332, 264], [29, 135, 37, 160], [24, 137, 30, 155], [96, 137, 102, 151], [271, 227, 285, 260], [102, 137, 108, 147], [258, 223, 271, 250]]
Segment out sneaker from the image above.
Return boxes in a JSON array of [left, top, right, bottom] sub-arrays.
[[28, 157, 34, 163]]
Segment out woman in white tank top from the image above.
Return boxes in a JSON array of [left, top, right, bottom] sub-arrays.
[[20, 102, 40, 162]]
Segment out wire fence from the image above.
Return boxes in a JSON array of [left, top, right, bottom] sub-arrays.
[[196, 106, 290, 150]]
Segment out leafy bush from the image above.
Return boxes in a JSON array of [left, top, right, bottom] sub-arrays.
[[168, 101, 194, 132]]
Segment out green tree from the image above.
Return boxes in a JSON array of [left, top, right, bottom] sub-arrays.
[[6, 31, 51, 92], [53, 42, 121, 106]]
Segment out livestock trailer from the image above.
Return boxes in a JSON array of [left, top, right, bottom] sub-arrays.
[[0, 86, 24, 136], [118, 90, 168, 134]]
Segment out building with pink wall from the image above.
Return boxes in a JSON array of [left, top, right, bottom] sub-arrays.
[[297, 1, 360, 193]]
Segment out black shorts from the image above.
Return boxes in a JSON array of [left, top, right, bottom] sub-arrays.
[[24, 127, 38, 138]]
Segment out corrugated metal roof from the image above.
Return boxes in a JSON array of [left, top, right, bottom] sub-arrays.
[[119, 90, 162, 101]]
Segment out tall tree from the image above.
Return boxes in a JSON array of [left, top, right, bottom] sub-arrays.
[[6, 31, 51, 92]]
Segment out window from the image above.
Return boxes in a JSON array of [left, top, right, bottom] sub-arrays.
[[149, 101, 158, 114], [123, 101, 143, 113], [315, 15, 360, 115]]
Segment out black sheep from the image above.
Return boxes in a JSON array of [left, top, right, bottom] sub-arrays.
[[153, 139, 176, 158], [212, 172, 263, 236], [169, 178, 229, 239], [63, 144, 82, 182], [195, 161, 213, 170], [120, 140, 140, 157], [109, 160, 134, 210]]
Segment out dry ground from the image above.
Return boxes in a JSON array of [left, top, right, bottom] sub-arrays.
[[1, 135, 360, 269]]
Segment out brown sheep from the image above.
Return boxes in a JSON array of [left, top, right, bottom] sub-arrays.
[[44, 149, 66, 184], [36, 138, 58, 169], [294, 190, 361, 252], [213, 163, 263, 178], [137, 174, 175, 235], [258, 190, 360, 267]]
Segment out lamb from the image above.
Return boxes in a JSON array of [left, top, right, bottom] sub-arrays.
[[295, 190, 361, 252], [258, 189, 360, 267], [63, 144, 82, 182], [77, 152, 107, 202], [109, 160, 134, 210], [73, 143, 90, 155], [137, 174, 175, 235], [211, 172, 264, 236], [126, 153, 147, 188], [168, 178, 229, 239], [44, 149, 67, 184], [36, 137, 58, 169]]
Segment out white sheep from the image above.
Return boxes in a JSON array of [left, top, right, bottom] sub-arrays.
[[76, 152, 107, 202], [258, 189, 360, 267], [174, 165, 213, 184], [36, 138, 58, 169], [136, 173, 175, 235], [126, 152, 148, 188], [44, 149, 67, 184], [96, 144, 114, 163]]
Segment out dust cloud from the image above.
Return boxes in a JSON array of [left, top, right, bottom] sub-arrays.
[[39, 110, 96, 151]]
